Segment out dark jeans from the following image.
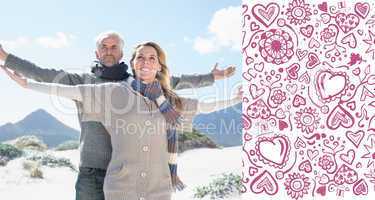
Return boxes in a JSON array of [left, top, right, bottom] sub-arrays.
[[75, 167, 107, 200]]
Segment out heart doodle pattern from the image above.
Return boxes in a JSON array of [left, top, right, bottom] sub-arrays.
[[250, 170, 279, 195], [315, 70, 349, 103], [243, 0, 375, 198], [255, 135, 291, 168], [335, 13, 360, 33], [252, 3, 280, 27]]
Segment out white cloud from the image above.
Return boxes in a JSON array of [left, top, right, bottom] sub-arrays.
[[0, 37, 32, 50], [0, 32, 75, 50], [193, 36, 219, 54], [193, 6, 241, 54]]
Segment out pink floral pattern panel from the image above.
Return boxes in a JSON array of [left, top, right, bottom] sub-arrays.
[[242, 0, 375, 199]]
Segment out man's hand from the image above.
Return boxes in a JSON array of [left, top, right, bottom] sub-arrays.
[[0, 44, 9, 61], [0, 65, 28, 88], [211, 63, 235, 81]]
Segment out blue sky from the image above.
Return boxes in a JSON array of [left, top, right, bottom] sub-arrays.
[[0, 0, 241, 129]]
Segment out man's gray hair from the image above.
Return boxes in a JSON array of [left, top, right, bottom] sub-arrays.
[[95, 31, 125, 49]]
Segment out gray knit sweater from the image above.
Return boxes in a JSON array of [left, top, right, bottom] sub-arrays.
[[5, 54, 215, 169]]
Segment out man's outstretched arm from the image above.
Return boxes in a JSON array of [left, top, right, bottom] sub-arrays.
[[0, 44, 84, 85]]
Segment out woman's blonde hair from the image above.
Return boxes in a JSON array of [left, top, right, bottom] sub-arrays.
[[130, 41, 182, 111]]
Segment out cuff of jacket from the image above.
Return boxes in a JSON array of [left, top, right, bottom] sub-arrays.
[[4, 53, 20, 70], [203, 72, 215, 85]]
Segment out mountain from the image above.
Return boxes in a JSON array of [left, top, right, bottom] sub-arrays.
[[0, 109, 79, 147], [193, 103, 242, 147], [178, 129, 219, 153]]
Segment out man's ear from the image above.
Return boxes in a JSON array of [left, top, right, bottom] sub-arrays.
[[120, 51, 124, 60], [95, 50, 100, 60]]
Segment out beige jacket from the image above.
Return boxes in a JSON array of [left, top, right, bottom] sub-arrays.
[[27, 79, 240, 200]]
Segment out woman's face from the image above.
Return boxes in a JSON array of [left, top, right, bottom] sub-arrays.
[[132, 45, 161, 83]]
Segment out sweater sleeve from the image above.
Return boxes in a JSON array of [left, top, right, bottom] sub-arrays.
[[27, 80, 83, 101], [170, 73, 215, 90], [5, 54, 85, 85]]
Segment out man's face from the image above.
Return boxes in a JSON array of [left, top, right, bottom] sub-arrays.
[[95, 36, 123, 67]]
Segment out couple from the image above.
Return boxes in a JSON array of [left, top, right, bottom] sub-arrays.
[[0, 32, 241, 200]]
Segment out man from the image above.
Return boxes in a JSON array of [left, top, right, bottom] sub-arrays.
[[0, 31, 235, 200]]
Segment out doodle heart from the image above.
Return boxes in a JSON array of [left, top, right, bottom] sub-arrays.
[[293, 94, 306, 108], [353, 179, 369, 195], [316, 185, 327, 196], [306, 52, 320, 69], [250, 22, 260, 31], [242, 67, 257, 82], [286, 83, 298, 95], [298, 72, 311, 84], [298, 160, 312, 173], [341, 33, 357, 48], [254, 62, 264, 72], [345, 130, 365, 148], [339, 149, 356, 165], [308, 38, 321, 49], [318, 2, 328, 13], [320, 13, 331, 24], [334, 164, 358, 185], [286, 63, 300, 80], [247, 99, 271, 119], [296, 49, 308, 61], [300, 25, 314, 38], [243, 113, 253, 131], [250, 170, 279, 195], [294, 137, 306, 149], [315, 70, 349, 103], [307, 149, 319, 161], [250, 84, 265, 99], [251, 3, 280, 28], [278, 120, 289, 131], [255, 135, 291, 169], [327, 104, 355, 130], [335, 13, 360, 34], [354, 2, 370, 19]]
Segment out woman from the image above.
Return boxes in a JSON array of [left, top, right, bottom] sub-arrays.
[[1, 41, 241, 200]]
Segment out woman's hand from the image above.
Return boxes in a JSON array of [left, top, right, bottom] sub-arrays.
[[211, 63, 236, 81], [1, 65, 28, 88]]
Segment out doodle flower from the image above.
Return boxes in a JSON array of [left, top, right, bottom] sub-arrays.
[[294, 107, 320, 134], [271, 89, 287, 105], [286, 0, 312, 25], [284, 173, 311, 200], [320, 26, 337, 43], [318, 155, 334, 170], [259, 29, 294, 65]]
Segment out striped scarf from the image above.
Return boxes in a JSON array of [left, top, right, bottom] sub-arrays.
[[128, 77, 186, 191]]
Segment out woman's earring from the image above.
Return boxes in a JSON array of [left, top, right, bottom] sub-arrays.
[[156, 69, 161, 78]]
